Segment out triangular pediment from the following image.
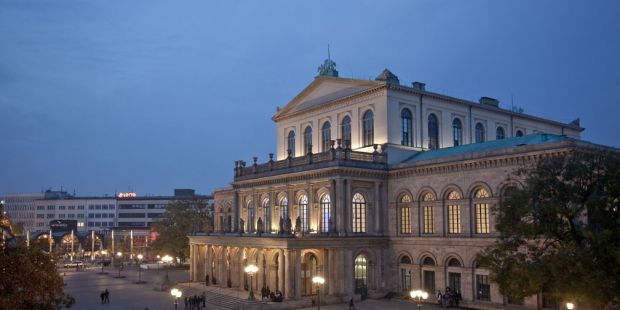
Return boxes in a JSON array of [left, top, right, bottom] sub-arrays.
[[272, 76, 384, 121]]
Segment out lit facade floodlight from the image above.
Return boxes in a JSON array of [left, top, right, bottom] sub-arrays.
[[137, 254, 143, 260], [312, 276, 325, 309], [116, 251, 123, 257], [566, 302, 575, 310], [162, 255, 173, 264], [171, 288, 182, 310], [410, 289, 429, 310], [312, 276, 325, 285]]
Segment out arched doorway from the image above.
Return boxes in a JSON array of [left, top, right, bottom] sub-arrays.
[[273, 252, 280, 292], [354, 254, 368, 296], [399, 255, 412, 291], [302, 253, 319, 296]]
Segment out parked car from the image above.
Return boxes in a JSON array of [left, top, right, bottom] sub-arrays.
[[63, 261, 85, 268]]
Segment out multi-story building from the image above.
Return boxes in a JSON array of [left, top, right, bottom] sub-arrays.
[[2, 192, 44, 234], [188, 61, 600, 309]]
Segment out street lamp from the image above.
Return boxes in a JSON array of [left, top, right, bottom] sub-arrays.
[[162, 254, 173, 281], [312, 276, 325, 310], [135, 254, 145, 284], [566, 302, 575, 310], [410, 289, 429, 310], [244, 264, 258, 300], [171, 288, 183, 310], [115, 252, 124, 278]]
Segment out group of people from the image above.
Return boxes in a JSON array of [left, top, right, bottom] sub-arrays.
[[184, 292, 206, 309], [99, 289, 110, 304], [260, 286, 283, 302], [436, 287, 462, 308]]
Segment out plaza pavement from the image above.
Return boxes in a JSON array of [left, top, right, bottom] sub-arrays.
[[62, 265, 444, 310]]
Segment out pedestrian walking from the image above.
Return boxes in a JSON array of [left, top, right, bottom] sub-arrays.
[[348, 298, 355, 310], [104, 289, 110, 304], [100, 291, 104, 304]]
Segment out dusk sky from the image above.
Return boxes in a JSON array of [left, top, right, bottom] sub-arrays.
[[1, 1, 619, 196]]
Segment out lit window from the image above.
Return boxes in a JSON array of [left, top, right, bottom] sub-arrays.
[[279, 197, 288, 220], [476, 274, 490, 301], [399, 194, 412, 234], [474, 188, 490, 234], [352, 193, 366, 233], [354, 254, 368, 289], [447, 191, 461, 234], [422, 193, 435, 234], [300, 195, 309, 232], [320, 195, 330, 233], [263, 198, 271, 232]]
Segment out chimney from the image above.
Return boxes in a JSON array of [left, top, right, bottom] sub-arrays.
[[412, 81, 426, 91], [479, 96, 499, 107]]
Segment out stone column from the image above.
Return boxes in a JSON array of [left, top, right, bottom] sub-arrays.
[[206, 245, 213, 282], [221, 246, 229, 287], [336, 178, 345, 236], [374, 181, 381, 234], [337, 249, 346, 295], [329, 179, 337, 234], [270, 190, 276, 233], [307, 183, 314, 232], [344, 249, 353, 297], [294, 249, 302, 298], [189, 243, 194, 281], [285, 250, 293, 299], [238, 247, 246, 291], [257, 248, 264, 290], [287, 186, 293, 221], [345, 179, 352, 234], [328, 248, 335, 295], [278, 249, 285, 293], [232, 190, 239, 232]]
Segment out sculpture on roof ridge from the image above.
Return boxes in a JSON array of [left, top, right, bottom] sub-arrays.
[[317, 45, 339, 77]]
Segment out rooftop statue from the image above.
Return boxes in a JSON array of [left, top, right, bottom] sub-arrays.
[[317, 45, 339, 77]]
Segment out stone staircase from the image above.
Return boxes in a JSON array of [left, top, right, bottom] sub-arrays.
[[205, 291, 243, 309], [178, 284, 245, 309]]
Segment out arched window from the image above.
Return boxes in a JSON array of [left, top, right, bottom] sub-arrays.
[[399, 194, 412, 234], [422, 193, 435, 234], [320, 194, 330, 233], [321, 121, 331, 152], [354, 254, 368, 290], [401, 108, 413, 146], [279, 197, 288, 221], [474, 188, 490, 234], [448, 258, 462, 267], [515, 130, 524, 137], [447, 191, 461, 234], [496, 126, 505, 140], [262, 198, 271, 233], [302, 254, 319, 296], [428, 114, 439, 149], [352, 193, 366, 233], [287, 130, 295, 157], [303, 126, 312, 155], [447, 258, 462, 294], [475, 123, 485, 143], [399, 256, 412, 291], [452, 118, 463, 146], [299, 195, 309, 232], [422, 256, 436, 293], [362, 110, 374, 147], [341, 116, 351, 149], [247, 199, 254, 233]]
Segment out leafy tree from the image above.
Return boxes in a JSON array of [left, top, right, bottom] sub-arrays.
[[478, 149, 620, 308], [150, 198, 212, 262], [0, 242, 75, 309]]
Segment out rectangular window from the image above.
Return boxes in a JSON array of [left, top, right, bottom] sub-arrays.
[[423, 270, 435, 293], [88, 205, 94, 210], [77, 214, 84, 218], [109, 213, 115, 218], [476, 275, 490, 301], [423, 206, 434, 234], [102, 214, 108, 218], [448, 205, 461, 234], [68, 214, 75, 218], [58, 214, 65, 219], [47, 214, 54, 218], [448, 272, 461, 293], [102, 205, 108, 210], [109, 205, 115, 209], [36, 214, 44, 219], [400, 207, 411, 234], [37, 206, 45, 210], [68, 206, 75, 210], [78, 205, 84, 210], [118, 213, 146, 218], [95, 205, 101, 210], [47, 205, 55, 210], [58, 206, 65, 210], [475, 203, 490, 234], [88, 214, 94, 218], [95, 214, 101, 218]]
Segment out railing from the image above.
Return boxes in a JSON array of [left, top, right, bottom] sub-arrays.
[[234, 142, 387, 179]]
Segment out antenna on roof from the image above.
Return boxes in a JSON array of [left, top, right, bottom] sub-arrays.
[[328, 44, 331, 62]]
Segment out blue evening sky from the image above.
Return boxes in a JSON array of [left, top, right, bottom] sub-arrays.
[[1, 1, 619, 196]]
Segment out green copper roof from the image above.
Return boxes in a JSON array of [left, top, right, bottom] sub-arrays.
[[401, 133, 570, 163]]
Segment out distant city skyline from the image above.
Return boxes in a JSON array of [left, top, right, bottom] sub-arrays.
[[1, 0, 619, 196]]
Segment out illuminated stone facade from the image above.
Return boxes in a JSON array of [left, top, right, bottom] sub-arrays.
[[189, 68, 585, 309]]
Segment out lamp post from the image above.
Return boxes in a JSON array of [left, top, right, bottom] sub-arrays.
[[244, 264, 258, 300], [162, 255, 173, 281], [171, 288, 183, 310], [566, 302, 575, 310], [156, 255, 161, 273], [410, 289, 429, 310], [312, 276, 325, 310], [115, 251, 124, 278], [135, 254, 145, 284]]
